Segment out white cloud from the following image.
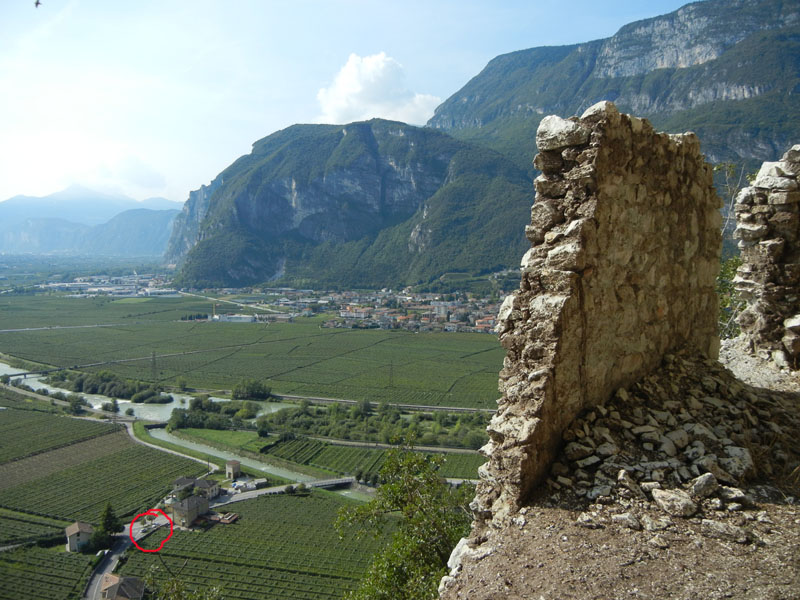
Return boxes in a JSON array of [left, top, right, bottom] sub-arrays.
[[316, 52, 440, 125]]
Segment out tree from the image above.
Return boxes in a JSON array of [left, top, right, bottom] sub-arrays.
[[100, 502, 123, 535], [231, 378, 271, 400], [89, 503, 123, 551], [335, 444, 474, 600], [67, 394, 86, 415]]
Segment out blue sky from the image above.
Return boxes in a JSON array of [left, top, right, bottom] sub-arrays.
[[0, 0, 692, 204]]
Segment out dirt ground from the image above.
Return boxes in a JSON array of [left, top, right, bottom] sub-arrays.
[[445, 493, 799, 600]]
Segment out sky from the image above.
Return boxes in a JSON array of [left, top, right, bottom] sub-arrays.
[[0, 0, 692, 205]]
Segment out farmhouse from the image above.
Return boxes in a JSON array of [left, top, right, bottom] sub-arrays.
[[172, 495, 209, 528], [65, 521, 93, 552], [226, 460, 241, 479], [100, 574, 144, 600], [172, 476, 220, 499]]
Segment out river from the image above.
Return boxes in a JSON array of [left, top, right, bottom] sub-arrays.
[[0, 360, 293, 420]]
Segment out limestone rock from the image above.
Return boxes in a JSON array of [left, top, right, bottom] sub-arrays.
[[689, 473, 718, 498], [580, 100, 620, 122], [536, 116, 590, 151], [651, 488, 697, 517], [701, 519, 749, 543], [719, 446, 754, 479], [611, 512, 641, 530]]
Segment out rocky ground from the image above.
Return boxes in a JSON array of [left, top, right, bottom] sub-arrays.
[[440, 347, 800, 600]]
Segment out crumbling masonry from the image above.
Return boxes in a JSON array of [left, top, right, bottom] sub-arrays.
[[734, 145, 800, 368], [472, 101, 721, 534]]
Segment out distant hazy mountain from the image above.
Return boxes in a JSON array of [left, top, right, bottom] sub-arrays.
[[0, 186, 181, 256], [0, 185, 179, 226], [428, 0, 800, 171], [167, 119, 531, 288]]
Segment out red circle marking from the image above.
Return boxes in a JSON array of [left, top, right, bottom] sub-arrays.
[[129, 508, 173, 553]]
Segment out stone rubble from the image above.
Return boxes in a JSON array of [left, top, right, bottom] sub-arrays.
[[544, 348, 799, 547]]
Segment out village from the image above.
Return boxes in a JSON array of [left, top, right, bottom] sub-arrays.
[[33, 273, 509, 334]]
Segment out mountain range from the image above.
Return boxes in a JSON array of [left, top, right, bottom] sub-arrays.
[[428, 0, 800, 172], [167, 0, 799, 289], [0, 185, 180, 256]]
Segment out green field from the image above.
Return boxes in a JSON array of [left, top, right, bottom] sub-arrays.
[[0, 545, 95, 600], [0, 295, 503, 409], [0, 411, 205, 524], [118, 493, 391, 600], [178, 427, 270, 454]]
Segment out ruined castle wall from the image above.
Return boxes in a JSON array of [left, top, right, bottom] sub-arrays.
[[473, 102, 721, 531], [734, 146, 800, 367]]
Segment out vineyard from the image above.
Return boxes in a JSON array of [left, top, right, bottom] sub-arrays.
[[0, 545, 94, 600], [0, 509, 69, 545], [0, 296, 503, 409], [0, 443, 205, 522], [263, 437, 484, 480], [119, 493, 391, 600], [0, 431, 134, 492], [0, 408, 118, 464]]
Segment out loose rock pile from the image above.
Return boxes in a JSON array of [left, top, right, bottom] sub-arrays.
[[545, 348, 799, 544]]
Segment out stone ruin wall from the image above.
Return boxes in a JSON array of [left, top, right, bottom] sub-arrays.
[[472, 101, 721, 535], [734, 145, 800, 368]]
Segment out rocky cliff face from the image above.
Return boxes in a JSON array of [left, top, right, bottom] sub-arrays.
[[428, 0, 800, 168], [168, 120, 531, 288], [594, 0, 794, 78], [164, 177, 221, 264]]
